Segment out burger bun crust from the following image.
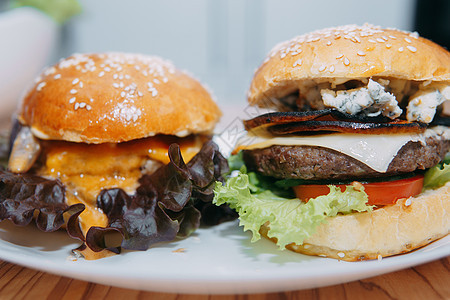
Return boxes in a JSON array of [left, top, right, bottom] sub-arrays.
[[261, 183, 450, 261], [19, 53, 221, 143], [249, 24, 450, 107]]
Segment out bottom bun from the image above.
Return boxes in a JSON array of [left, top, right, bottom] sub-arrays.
[[260, 183, 450, 261]]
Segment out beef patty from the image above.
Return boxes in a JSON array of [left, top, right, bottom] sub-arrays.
[[243, 137, 450, 180]]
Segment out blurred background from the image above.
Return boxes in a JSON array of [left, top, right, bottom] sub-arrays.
[[0, 0, 449, 120]]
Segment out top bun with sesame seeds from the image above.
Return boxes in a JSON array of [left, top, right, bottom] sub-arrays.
[[249, 23, 450, 107], [18, 52, 221, 143]]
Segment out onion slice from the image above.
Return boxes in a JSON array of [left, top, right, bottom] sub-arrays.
[[8, 126, 41, 173]]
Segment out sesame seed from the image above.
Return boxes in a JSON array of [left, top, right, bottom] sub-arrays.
[[409, 32, 419, 39], [113, 83, 119, 88], [119, 82, 124, 88], [318, 65, 326, 72], [343, 57, 350, 66], [153, 78, 160, 84], [381, 36, 388, 41], [336, 54, 344, 59], [98, 71, 105, 77], [386, 43, 392, 49], [119, 74, 124, 80], [280, 52, 286, 59], [398, 47, 404, 52], [337, 252, 345, 258], [104, 67, 111, 72], [54, 74, 61, 79], [74, 103, 80, 110], [163, 77, 168, 83], [357, 51, 366, 56], [377, 255, 383, 261], [368, 39, 376, 43], [69, 97, 76, 104], [79, 102, 86, 108], [293, 59, 302, 67], [36, 82, 46, 91], [404, 37, 412, 43], [44, 67, 56, 76], [376, 38, 385, 43], [113, 74, 118, 79], [79, 82, 84, 88], [326, 41, 332, 46], [354, 36, 361, 43], [121, 91, 126, 97], [405, 198, 412, 206], [329, 65, 335, 73], [152, 89, 158, 97], [407, 46, 417, 53], [72, 78, 79, 84], [125, 74, 131, 79], [70, 89, 77, 94], [90, 98, 94, 102], [389, 35, 397, 39], [86, 105, 92, 111], [138, 91, 143, 97]]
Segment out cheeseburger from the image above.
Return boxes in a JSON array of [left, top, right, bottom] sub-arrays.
[[2, 52, 232, 259], [214, 24, 450, 261]]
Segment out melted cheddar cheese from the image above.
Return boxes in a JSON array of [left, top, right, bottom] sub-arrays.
[[38, 135, 205, 236]]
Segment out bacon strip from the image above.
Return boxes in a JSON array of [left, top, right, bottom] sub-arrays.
[[244, 110, 426, 135], [268, 120, 426, 135], [244, 110, 334, 131]]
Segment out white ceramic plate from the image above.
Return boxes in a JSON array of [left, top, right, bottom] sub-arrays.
[[0, 219, 448, 294]]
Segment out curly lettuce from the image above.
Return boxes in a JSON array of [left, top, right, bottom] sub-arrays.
[[213, 163, 373, 249], [423, 154, 450, 190], [0, 140, 236, 255]]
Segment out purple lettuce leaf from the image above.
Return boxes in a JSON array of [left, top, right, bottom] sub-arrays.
[[0, 139, 237, 255], [0, 169, 84, 232], [89, 141, 236, 251]]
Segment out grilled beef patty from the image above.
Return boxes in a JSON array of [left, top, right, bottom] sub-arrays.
[[243, 137, 450, 180]]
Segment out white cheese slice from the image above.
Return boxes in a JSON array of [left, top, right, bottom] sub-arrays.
[[235, 127, 450, 173]]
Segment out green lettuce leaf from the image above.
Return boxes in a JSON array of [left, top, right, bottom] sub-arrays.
[[423, 156, 450, 190], [213, 170, 373, 249]]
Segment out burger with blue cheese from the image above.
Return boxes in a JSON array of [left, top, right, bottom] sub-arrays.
[[214, 24, 450, 261]]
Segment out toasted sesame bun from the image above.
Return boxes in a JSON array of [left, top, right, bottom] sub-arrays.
[[260, 183, 450, 261], [18, 53, 221, 143], [249, 24, 450, 107]]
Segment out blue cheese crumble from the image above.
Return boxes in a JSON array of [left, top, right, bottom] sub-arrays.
[[407, 85, 450, 123], [320, 79, 402, 119]]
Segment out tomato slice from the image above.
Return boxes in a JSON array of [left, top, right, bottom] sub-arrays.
[[292, 175, 424, 205]]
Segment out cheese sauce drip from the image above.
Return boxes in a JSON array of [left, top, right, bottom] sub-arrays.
[[38, 135, 204, 234]]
